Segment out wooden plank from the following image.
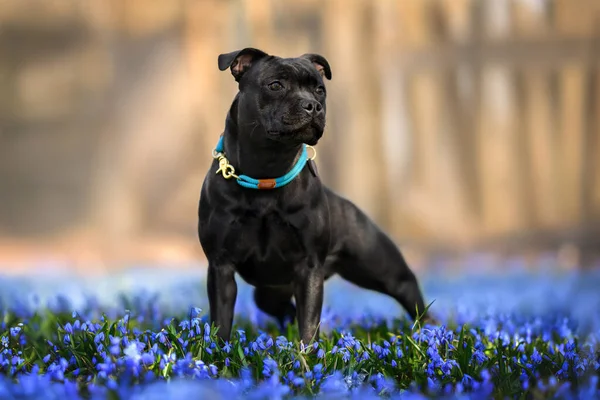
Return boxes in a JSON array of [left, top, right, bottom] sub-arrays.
[[321, 0, 354, 200], [580, 67, 597, 220], [184, 0, 232, 157], [482, 0, 511, 40], [151, 0, 234, 231], [243, 0, 275, 49], [512, 70, 537, 230], [557, 64, 586, 224], [512, 0, 550, 38], [477, 65, 523, 235], [475, 1, 522, 236], [522, 69, 560, 227], [437, 65, 480, 244], [439, 0, 473, 42], [404, 70, 443, 238], [433, 0, 480, 244], [398, 0, 452, 240], [553, 0, 600, 38], [589, 68, 600, 218], [374, 0, 412, 240], [322, 0, 387, 222], [396, 0, 436, 48]]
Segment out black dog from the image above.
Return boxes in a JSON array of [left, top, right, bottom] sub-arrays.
[[198, 48, 433, 345]]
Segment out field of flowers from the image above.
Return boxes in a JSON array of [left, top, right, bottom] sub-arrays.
[[1, 254, 599, 399]]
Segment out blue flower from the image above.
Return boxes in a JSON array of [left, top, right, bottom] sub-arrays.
[[461, 373, 474, 389], [564, 340, 577, 361], [381, 347, 391, 357], [109, 337, 121, 356], [156, 331, 167, 344], [275, 336, 289, 350], [94, 332, 105, 344], [262, 358, 279, 378], [321, 371, 346, 394], [222, 341, 232, 353], [237, 330, 247, 343], [440, 359, 457, 377], [531, 348, 542, 364], [292, 377, 305, 387], [9, 326, 22, 337], [426, 362, 436, 376], [141, 353, 154, 365], [191, 307, 202, 318], [341, 349, 351, 363], [313, 363, 323, 374], [557, 361, 570, 378], [427, 377, 439, 393], [179, 320, 190, 330], [124, 342, 142, 363]]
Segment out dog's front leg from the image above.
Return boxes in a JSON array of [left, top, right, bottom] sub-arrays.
[[207, 264, 237, 342], [294, 264, 324, 346]]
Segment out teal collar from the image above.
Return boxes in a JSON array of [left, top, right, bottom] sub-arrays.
[[211, 136, 316, 189]]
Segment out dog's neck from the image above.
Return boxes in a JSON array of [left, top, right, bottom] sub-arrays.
[[222, 99, 304, 179]]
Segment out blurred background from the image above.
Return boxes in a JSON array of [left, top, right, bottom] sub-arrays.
[[1, 0, 599, 274]]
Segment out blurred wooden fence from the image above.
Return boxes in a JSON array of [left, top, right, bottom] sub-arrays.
[[1, 0, 599, 262]]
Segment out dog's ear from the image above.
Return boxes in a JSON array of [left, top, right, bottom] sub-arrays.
[[218, 48, 269, 82], [301, 53, 332, 80]]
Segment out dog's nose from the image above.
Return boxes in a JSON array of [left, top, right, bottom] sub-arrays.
[[301, 100, 323, 115]]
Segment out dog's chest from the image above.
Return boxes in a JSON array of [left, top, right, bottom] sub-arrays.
[[223, 205, 309, 285]]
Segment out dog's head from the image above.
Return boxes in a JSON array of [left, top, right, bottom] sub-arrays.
[[218, 48, 332, 146]]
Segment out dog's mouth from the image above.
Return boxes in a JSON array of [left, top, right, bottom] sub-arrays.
[[267, 121, 323, 138], [270, 121, 309, 135]]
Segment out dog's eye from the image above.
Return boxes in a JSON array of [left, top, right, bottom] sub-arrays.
[[268, 81, 284, 91], [315, 86, 325, 95]]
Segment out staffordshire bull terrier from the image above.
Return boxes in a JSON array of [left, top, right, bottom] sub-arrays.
[[198, 47, 433, 344]]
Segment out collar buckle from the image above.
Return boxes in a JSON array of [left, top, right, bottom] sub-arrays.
[[215, 155, 239, 180]]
